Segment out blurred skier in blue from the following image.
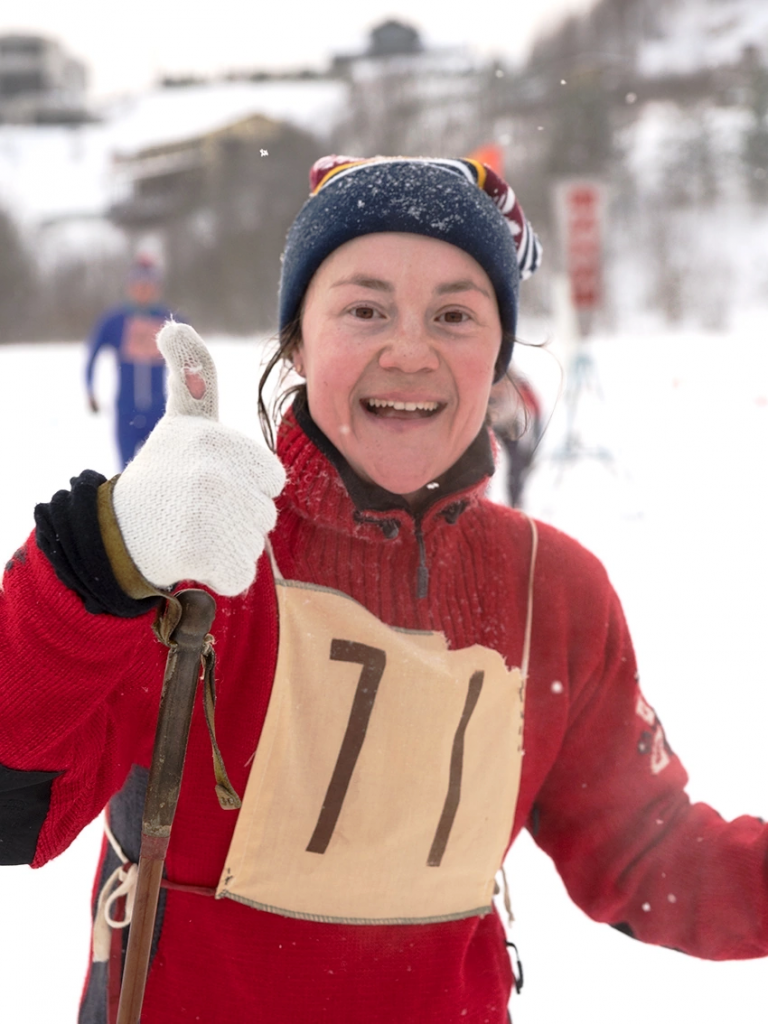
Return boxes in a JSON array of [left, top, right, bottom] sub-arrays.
[[85, 255, 175, 468]]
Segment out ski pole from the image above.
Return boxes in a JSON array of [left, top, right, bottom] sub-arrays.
[[116, 587, 216, 1024]]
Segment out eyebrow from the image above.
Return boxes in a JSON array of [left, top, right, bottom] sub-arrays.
[[330, 275, 393, 292], [330, 274, 492, 298], [435, 279, 492, 299]]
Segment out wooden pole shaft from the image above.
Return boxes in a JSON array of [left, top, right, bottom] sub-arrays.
[[116, 589, 216, 1024]]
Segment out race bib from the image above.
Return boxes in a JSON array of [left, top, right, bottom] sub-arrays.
[[217, 576, 528, 924]]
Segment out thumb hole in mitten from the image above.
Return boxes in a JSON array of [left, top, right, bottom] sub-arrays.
[[184, 367, 206, 400]]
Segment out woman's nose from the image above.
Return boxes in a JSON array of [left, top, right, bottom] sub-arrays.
[[378, 320, 440, 372]]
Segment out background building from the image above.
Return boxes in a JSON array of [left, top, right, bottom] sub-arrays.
[[0, 32, 90, 124]]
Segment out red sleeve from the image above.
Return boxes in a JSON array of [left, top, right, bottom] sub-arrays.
[[0, 533, 167, 866], [528, 527, 768, 960]]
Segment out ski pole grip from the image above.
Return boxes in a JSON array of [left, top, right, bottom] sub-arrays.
[[172, 586, 217, 640]]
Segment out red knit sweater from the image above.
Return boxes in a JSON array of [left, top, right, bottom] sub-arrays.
[[1, 413, 766, 1024]]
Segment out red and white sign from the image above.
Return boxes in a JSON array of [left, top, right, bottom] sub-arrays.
[[555, 180, 606, 311]]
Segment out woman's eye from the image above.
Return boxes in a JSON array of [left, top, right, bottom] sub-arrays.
[[351, 305, 377, 319], [440, 310, 469, 324]]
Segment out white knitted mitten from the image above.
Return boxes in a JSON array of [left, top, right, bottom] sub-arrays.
[[112, 322, 285, 596]]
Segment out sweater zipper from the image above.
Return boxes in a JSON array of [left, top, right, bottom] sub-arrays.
[[414, 518, 429, 600], [354, 509, 447, 602], [413, 500, 468, 600]]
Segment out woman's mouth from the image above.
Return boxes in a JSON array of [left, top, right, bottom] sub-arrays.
[[364, 398, 442, 418]]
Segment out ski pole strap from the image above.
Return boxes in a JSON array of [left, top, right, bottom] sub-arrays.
[[200, 642, 242, 809], [97, 477, 240, 811], [154, 599, 241, 811]]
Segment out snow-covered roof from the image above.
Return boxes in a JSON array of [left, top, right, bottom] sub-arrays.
[[0, 78, 347, 227], [101, 79, 347, 154]]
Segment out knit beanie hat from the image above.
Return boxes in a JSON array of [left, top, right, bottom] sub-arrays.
[[279, 155, 542, 380], [129, 253, 162, 285]]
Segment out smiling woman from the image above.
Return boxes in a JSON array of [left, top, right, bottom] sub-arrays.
[[297, 233, 503, 500], [2, 153, 768, 1024]]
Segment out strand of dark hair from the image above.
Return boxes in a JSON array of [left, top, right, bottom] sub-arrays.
[[257, 315, 304, 452]]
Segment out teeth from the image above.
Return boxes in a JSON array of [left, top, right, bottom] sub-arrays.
[[367, 399, 439, 412]]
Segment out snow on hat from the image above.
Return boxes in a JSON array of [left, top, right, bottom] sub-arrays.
[[279, 155, 542, 380]]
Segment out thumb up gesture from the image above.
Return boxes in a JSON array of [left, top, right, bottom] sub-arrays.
[[112, 322, 286, 596]]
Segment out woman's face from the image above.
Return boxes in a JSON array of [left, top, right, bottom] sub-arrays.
[[297, 232, 502, 502]]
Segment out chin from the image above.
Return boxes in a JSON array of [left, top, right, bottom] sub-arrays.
[[353, 452, 449, 498], [372, 472, 437, 497]]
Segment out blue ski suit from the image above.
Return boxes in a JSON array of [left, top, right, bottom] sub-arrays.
[[85, 305, 176, 467]]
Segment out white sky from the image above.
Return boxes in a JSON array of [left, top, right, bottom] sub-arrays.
[[0, 0, 598, 100]]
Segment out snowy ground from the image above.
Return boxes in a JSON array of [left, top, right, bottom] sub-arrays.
[[0, 321, 767, 1021]]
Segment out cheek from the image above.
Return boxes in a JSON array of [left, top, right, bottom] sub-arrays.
[[455, 353, 496, 415], [308, 353, 353, 399], [304, 350, 360, 433], [304, 330, 369, 397]]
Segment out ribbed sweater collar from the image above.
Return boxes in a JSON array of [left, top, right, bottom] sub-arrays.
[[276, 393, 495, 529]]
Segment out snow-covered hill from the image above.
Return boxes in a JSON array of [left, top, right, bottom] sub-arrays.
[[542, 0, 768, 77], [638, 0, 768, 76]]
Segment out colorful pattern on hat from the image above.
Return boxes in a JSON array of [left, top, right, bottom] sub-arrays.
[[279, 155, 542, 380], [308, 155, 542, 284]]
